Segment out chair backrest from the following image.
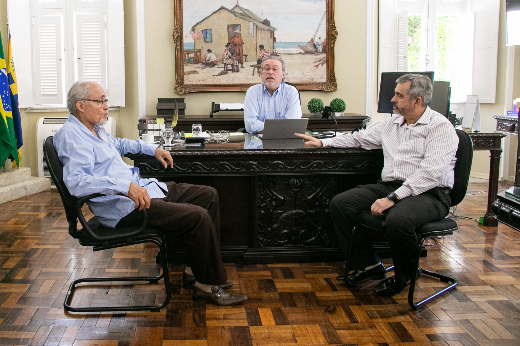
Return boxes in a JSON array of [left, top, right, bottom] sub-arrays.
[[450, 129, 473, 206], [43, 136, 81, 238]]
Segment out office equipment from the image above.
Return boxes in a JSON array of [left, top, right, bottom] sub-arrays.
[[377, 72, 434, 114], [261, 118, 309, 140], [156, 98, 185, 117], [262, 138, 306, 149], [210, 102, 244, 118], [430, 81, 451, 117]]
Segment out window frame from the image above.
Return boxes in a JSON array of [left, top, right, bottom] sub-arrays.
[[7, 0, 125, 109]]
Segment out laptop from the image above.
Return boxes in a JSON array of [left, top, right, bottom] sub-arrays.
[[261, 119, 309, 140]]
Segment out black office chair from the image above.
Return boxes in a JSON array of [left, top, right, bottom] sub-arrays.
[[284, 81, 301, 105], [43, 136, 171, 313], [342, 129, 472, 310]]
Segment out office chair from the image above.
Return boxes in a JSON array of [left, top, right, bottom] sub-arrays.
[[43, 136, 171, 313], [341, 129, 472, 310]]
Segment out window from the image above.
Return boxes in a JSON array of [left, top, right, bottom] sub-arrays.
[[7, 0, 125, 108], [202, 29, 212, 43], [379, 0, 500, 103]]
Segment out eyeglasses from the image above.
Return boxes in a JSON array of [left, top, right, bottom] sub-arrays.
[[80, 99, 109, 107], [262, 67, 281, 73]]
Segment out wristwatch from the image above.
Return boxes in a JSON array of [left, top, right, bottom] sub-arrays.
[[386, 191, 400, 203]]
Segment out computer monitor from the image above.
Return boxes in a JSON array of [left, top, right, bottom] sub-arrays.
[[377, 72, 434, 114]]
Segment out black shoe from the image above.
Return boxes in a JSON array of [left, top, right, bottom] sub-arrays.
[[182, 272, 233, 289], [374, 269, 421, 296], [337, 263, 386, 285], [192, 285, 247, 306]]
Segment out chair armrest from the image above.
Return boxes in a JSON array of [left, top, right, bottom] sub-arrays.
[[75, 193, 149, 241]]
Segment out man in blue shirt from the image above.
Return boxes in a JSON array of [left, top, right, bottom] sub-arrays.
[[244, 56, 302, 133], [53, 81, 247, 306]]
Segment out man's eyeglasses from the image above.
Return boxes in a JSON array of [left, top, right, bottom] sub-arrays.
[[80, 99, 109, 107], [262, 67, 280, 73]]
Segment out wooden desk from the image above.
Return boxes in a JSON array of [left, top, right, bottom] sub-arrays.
[[127, 143, 384, 264], [468, 132, 506, 226]]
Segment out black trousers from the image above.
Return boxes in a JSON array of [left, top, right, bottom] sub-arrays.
[[118, 182, 227, 286], [329, 181, 451, 286]]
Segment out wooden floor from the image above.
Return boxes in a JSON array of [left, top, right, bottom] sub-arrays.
[[1, 179, 519, 346]]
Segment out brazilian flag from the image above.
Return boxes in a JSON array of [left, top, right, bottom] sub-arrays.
[[8, 32, 22, 167], [0, 31, 18, 168]]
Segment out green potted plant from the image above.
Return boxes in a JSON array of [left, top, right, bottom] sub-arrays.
[[330, 98, 346, 117], [307, 98, 324, 117]]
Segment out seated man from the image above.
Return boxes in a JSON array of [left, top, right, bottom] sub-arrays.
[[295, 74, 458, 296], [203, 49, 218, 67], [256, 44, 269, 64], [244, 56, 302, 133], [54, 81, 247, 306]]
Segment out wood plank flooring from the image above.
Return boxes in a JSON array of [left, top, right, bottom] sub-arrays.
[[0, 179, 519, 346]]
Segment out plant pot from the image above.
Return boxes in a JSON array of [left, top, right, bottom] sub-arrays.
[[309, 112, 322, 117], [334, 112, 344, 117]]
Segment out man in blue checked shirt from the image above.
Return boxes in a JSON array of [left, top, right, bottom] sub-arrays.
[[53, 81, 247, 306], [243, 56, 302, 133]]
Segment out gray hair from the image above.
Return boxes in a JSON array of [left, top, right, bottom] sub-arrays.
[[67, 81, 95, 115], [261, 56, 286, 73], [395, 74, 433, 107]]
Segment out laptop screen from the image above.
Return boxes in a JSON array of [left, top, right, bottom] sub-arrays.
[[261, 119, 309, 140]]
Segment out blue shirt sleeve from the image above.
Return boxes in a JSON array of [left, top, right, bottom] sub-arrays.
[[55, 132, 133, 198], [108, 134, 158, 157], [244, 85, 263, 133], [284, 85, 303, 119]]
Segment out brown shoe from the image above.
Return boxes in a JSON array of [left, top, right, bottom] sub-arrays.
[[182, 272, 233, 289], [192, 285, 247, 306]]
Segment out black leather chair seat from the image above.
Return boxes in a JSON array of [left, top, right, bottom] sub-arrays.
[[357, 213, 457, 237]]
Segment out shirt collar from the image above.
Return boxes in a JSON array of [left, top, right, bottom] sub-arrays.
[[68, 114, 107, 141], [262, 82, 283, 96]]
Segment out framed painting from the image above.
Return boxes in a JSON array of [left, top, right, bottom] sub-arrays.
[[173, 0, 337, 94]]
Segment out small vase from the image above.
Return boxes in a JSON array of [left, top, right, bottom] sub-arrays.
[[334, 112, 344, 117], [309, 112, 322, 118]]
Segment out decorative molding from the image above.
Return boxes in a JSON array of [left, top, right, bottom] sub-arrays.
[[255, 176, 335, 247], [136, 157, 382, 174], [136, 0, 146, 119]]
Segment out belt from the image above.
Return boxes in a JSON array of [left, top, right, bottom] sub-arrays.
[[439, 187, 451, 194]]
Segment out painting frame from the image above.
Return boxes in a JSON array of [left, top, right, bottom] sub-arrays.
[[173, 0, 337, 94]]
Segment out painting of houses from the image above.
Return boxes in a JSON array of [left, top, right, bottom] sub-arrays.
[[191, 5, 275, 63], [176, 0, 335, 92]]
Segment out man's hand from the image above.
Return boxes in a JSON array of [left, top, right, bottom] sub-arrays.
[[294, 133, 323, 148], [370, 198, 395, 216], [155, 147, 174, 169], [128, 182, 151, 210]]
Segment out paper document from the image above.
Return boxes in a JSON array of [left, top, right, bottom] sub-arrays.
[[220, 103, 244, 110], [461, 95, 480, 131]]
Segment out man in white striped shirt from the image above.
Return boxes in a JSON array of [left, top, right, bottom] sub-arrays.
[[296, 74, 459, 296]]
